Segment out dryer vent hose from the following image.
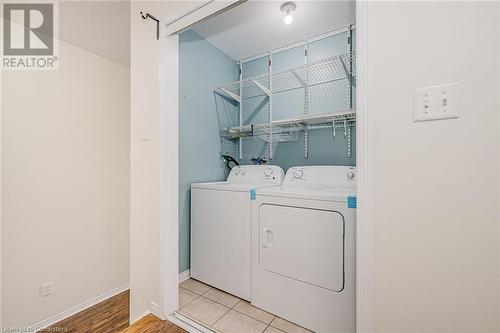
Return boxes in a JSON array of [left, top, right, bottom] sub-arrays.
[[222, 155, 239, 170]]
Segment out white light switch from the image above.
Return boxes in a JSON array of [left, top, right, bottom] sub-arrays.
[[414, 83, 459, 122], [140, 126, 152, 141]]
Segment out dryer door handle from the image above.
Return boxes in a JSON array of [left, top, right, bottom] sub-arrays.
[[262, 227, 273, 248]]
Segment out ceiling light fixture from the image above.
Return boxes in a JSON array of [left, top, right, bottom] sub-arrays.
[[281, 1, 296, 25]]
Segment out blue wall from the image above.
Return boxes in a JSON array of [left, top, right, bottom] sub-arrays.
[[179, 29, 355, 273], [238, 32, 356, 170], [179, 30, 238, 272]]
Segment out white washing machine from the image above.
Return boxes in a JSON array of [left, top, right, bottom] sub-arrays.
[[251, 165, 356, 333], [191, 165, 285, 300]]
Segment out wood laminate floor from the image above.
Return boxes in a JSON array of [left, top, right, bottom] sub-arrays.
[[43, 290, 185, 333], [121, 314, 186, 333]]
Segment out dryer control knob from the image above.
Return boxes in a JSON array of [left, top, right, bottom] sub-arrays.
[[234, 170, 240, 175], [241, 170, 247, 175], [347, 172, 355, 180], [264, 168, 273, 177], [293, 170, 304, 179]]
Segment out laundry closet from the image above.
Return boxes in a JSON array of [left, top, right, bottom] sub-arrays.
[[176, 2, 356, 332]]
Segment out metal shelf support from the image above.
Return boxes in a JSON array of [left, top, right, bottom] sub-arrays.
[[220, 87, 241, 103], [238, 63, 243, 160], [252, 80, 270, 96], [268, 53, 273, 160], [303, 42, 309, 159]]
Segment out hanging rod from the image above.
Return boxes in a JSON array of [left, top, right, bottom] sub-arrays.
[[140, 11, 160, 40]]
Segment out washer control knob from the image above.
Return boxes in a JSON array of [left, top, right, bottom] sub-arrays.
[[293, 169, 304, 179], [347, 172, 355, 180], [241, 170, 247, 175], [234, 170, 240, 175], [264, 168, 273, 177]]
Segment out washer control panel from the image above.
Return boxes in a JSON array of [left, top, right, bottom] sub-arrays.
[[293, 169, 304, 179], [264, 168, 274, 177], [228, 165, 285, 184], [285, 166, 356, 188]]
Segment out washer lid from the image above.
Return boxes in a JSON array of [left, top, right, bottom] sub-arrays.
[[256, 186, 354, 202], [191, 182, 279, 192]]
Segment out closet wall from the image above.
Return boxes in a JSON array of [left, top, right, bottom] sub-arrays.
[[179, 30, 239, 273]]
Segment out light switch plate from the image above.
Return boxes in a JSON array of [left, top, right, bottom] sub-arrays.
[[140, 126, 152, 141], [414, 83, 459, 122], [41, 282, 53, 297]]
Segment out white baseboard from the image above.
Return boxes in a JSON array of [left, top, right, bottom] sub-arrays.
[[150, 302, 160, 318], [130, 310, 152, 326], [147, 270, 189, 322], [179, 269, 190, 283], [29, 283, 129, 332]]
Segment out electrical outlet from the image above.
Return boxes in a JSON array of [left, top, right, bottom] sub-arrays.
[[414, 83, 459, 122], [41, 282, 54, 297]]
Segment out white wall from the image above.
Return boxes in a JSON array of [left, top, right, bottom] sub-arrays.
[[363, 1, 500, 331], [1, 9, 130, 330], [130, 0, 239, 322], [59, 1, 131, 66], [130, 0, 203, 323]]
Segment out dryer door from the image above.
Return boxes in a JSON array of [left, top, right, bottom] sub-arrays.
[[259, 204, 345, 292]]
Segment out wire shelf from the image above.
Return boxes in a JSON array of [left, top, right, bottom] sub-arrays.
[[214, 27, 356, 161], [217, 51, 356, 102], [221, 110, 356, 141]]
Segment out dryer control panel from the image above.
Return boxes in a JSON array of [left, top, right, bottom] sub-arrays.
[[285, 166, 356, 189], [228, 165, 285, 184]]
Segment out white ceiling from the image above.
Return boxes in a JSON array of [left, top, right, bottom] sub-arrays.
[[192, 0, 355, 61], [6, 1, 131, 66]]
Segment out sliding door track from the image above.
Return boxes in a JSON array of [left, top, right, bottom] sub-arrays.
[[169, 312, 216, 333]]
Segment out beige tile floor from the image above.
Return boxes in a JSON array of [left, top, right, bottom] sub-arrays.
[[178, 278, 313, 333]]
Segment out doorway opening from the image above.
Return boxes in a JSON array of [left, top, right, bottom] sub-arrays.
[[166, 1, 358, 332]]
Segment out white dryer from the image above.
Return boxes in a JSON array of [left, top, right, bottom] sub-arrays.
[[191, 165, 285, 300], [251, 166, 356, 333]]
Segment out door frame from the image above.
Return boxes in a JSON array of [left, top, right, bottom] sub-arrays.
[[157, 0, 241, 319], [157, 2, 372, 331], [354, 1, 373, 331]]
